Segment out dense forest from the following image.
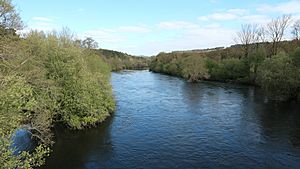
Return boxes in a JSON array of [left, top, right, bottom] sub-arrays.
[[150, 15, 300, 101]]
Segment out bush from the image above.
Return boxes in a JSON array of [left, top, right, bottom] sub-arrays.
[[22, 31, 115, 129], [180, 56, 209, 82], [0, 75, 50, 169], [257, 52, 300, 100], [209, 58, 250, 81], [0, 30, 115, 167], [291, 47, 300, 67]]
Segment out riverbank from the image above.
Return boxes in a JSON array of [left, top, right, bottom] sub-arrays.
[[150, 45, 300, 101], [0, 29, 115, 168]]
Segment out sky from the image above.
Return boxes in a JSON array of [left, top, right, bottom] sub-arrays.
[[14, 0, 300, 56]]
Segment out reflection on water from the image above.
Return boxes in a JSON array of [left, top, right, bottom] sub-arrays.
[[41, 70, 300, 169]]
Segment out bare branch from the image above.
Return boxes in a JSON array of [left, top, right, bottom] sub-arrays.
[[266, 14, 292, 55], [292, 19, 300, 41], [235, 24, 258, 58]]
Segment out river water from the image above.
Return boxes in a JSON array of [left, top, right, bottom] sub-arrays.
[[41, 70, 300, 169]]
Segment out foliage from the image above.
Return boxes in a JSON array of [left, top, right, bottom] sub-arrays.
[[291, 47, 300, 67], [180, 56, 208, 82], [208, 58, 250, 81], [0, 30, 115, 167], [22, 31, 115, 129], [257, 52, 300, 100], [0, 75, 50, 169], [96, 49, 151, 71], [150, 43, 300, 100], [0, 0, 23, 29], [248, 46, 267, 75], [80, 37, 99, 49]]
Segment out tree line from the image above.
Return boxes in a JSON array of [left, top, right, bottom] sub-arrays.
[[150, 15, 300, 101], [72, 36, 151, 71], [95, 48, 151, 71]]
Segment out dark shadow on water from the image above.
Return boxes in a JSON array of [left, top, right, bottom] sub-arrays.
[[39, 115, 114, 169]]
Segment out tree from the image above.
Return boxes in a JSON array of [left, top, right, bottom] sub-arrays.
[[235, 24, 257, 58], [266, 15, 292, 56], [257, 52, 300, 100], [291, 19, 300, 41], [181, 56, 209, 82], [256, 26, 267, 43], [82, 37, 98, 49], [0, 0, 23, 30]]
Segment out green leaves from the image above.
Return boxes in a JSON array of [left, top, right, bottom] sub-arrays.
[[0, 30, 115, 167], [257, 52, 300, 100], [0, 75, 50, 169]]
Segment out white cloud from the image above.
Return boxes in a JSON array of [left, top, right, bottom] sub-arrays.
[[204, 23, 221, 29], [81, 29, 126, 43], [241, 15, 270, 24], [79, 20, 238, 56], [32, 17, 53, 22], [227, 8, 249, 15], [118, 25, 151, 33], [81, 25, 151, 44], [198, 8, 269, 24], [198, 9, 248, 21], [157, 21, 198, 29], [257, 0, 300, 14], [31, 22, 58, 31], [114, 24, 237, 56], [19, 16, 59, 34]]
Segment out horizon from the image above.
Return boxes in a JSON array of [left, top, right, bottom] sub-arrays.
[[15, 0, 300, 56]]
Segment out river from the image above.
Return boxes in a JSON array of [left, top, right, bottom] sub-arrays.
[[41, 70, 300, 169]]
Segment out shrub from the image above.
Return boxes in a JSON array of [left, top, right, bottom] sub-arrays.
[[209, 58, 249, 81], [257, 52, 300, 100], [180, 56, 209, 82]]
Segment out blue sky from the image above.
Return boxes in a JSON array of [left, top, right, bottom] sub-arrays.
[[14, 0, 300, 56]]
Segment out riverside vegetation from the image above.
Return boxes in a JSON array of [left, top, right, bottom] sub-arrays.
[[96, 49, 151, 71], [0, 28, 116, 168], [150, 15, 300, 101], [0, 0, 149, 168]]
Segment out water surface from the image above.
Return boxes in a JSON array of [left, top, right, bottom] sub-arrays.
[[42, 70, 300, 169]]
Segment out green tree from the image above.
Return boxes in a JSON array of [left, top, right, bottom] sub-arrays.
[[0, 0, 23, 30], [257, 52, 300, 100], [82, 37, 98, 49], [181, 56, 208, 82]]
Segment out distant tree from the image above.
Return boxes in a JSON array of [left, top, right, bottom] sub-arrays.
[[256, 26, 267, 43], [0, 0, 23, 30], [235, 24, 258, 58], [74, 39, 82, 47], [82, 37, 98, 49], [266, 15, 292, 56], [291, 19, 300, 41]]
